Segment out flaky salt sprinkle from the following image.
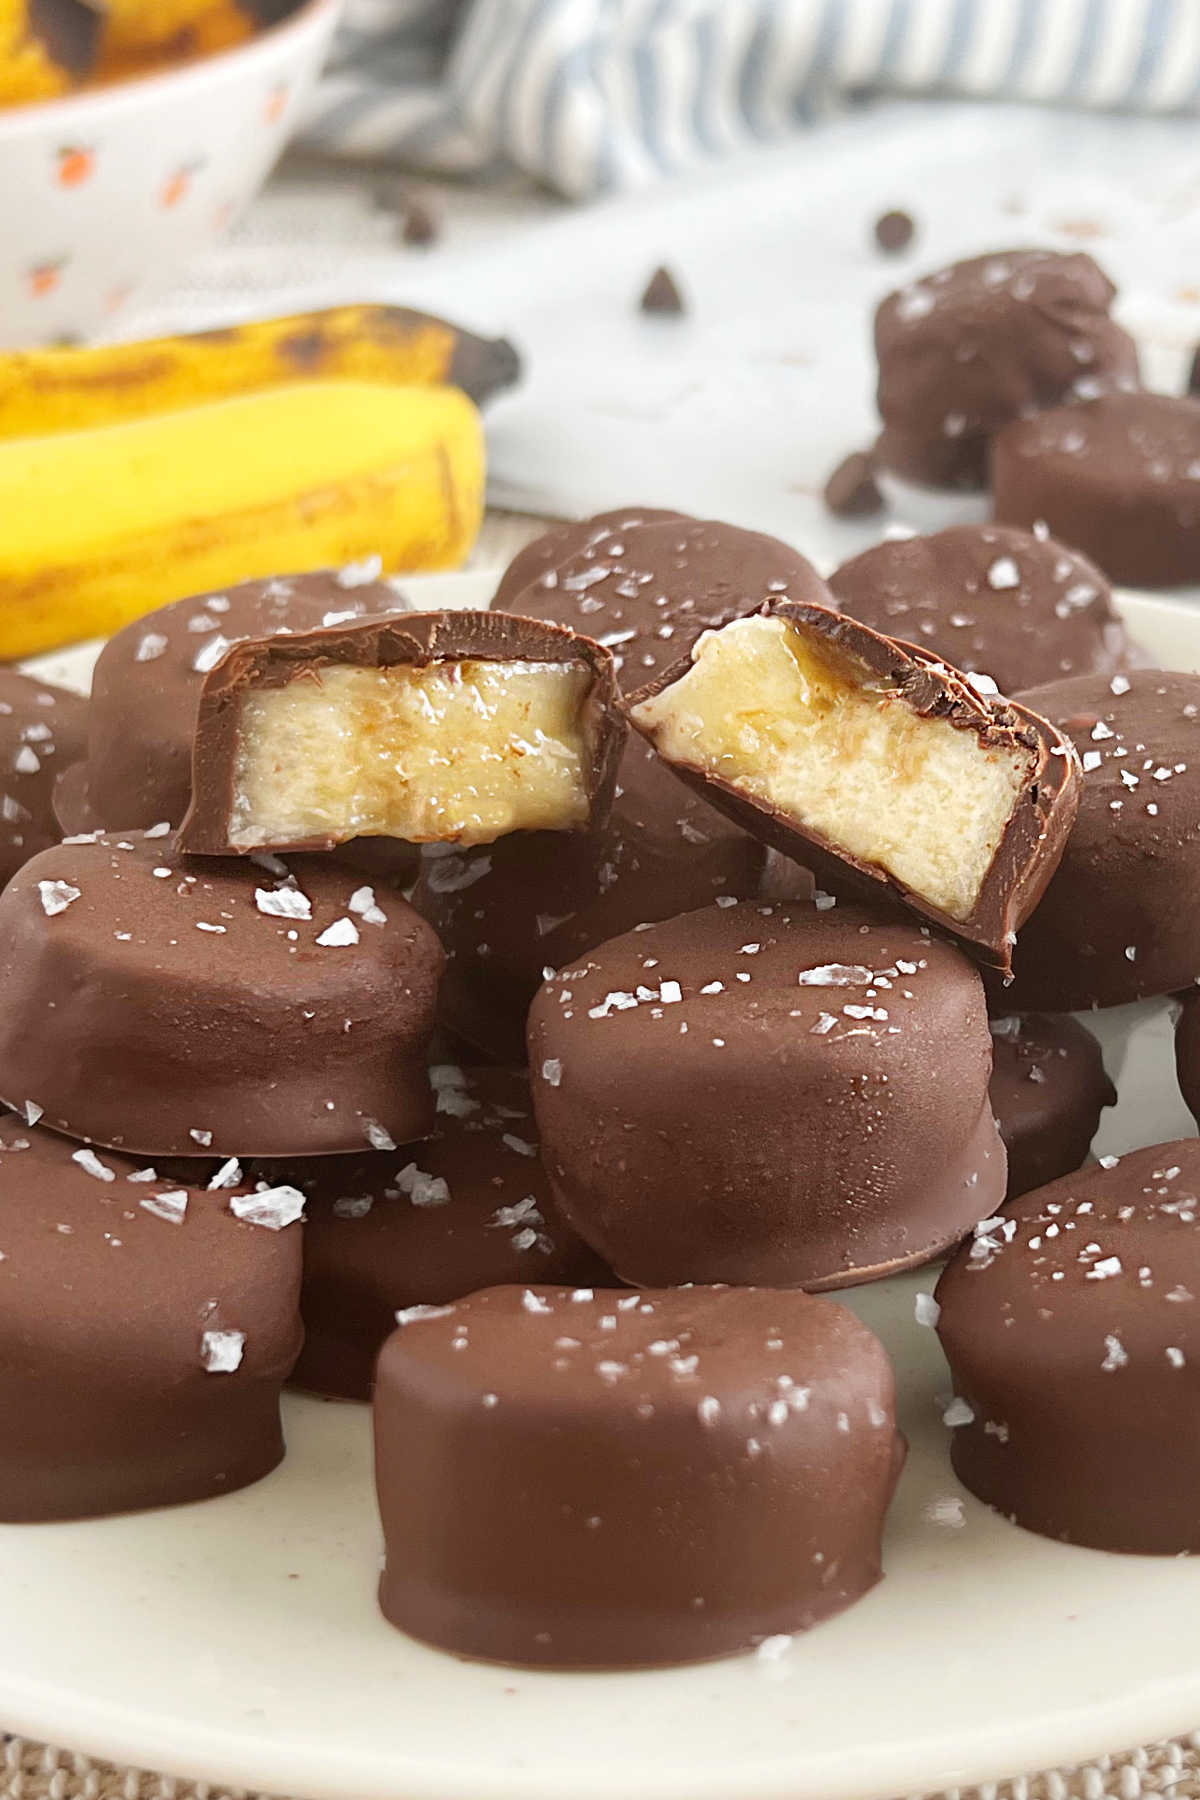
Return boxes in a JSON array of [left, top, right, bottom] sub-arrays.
[[1111, 674, 1131, 695], [135, 632, 168, 662], [756, 1635, 793, 1664], [256, 885, 312, 921], [207, 1158, 243, 1190], [140, 1191, 188, 1224], [21, 1101, 41, 1127], [189, 1128, 213, 1147], [365, 1120, 396, 1151], [38, 879, 80, 917], [659, 980, 682, 1004], [522, 1290, 552, 1314], [1102, 1333, 1128, 1371], [336, 554, 383, 588], [541, 1058, 562, 1087], [943, 1396, 974, 1427], [192, 634, 232, 675], [316, 917, 359, 947], [395, 1303, 455, 1325], [230, 1185, 305, 1230], [201, 1329, 245, 1373], [348, 885, 387, 926], [797, 963, 872, 987], [395, 1163, 451, 1208], [72, 1147, 114, 1182], [914, 1292, 940, 1328], [986, 556, 1020, 590]]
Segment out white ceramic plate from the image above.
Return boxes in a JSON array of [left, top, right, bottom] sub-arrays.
[[8, 575, 1200, 1800]]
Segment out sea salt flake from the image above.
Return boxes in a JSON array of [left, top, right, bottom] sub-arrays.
[[659, 980, 682, 1004], [395, 1303, 454, 1325], [189, 1129, 213, 1147], [1102, 1333, 1128, 1371], [200, 1328, 244, 1373], [914, 1292, 941, 1328], [13, 747, 39, 774], [21, 1101, 41, 1126], [987, 556, 1020, 590], [348, 885, 387, 925], [135, 632, 168, 662], [395, 1163, 451, 1208], [698, 1396, 721, 1426], [522, 1290, 552, 1314], [1111, 674, 1131, 695], [38, 880, 80, 917], [316, 917, 359, 947], [943, 1396, 975, 1427], [541, 1058, 562, 1087], [924, 1496, 965, 1528], [1098, 1154, 1119, 1169], [192, 634, 232, 675], [255, 885, 312, 921], [336, 554, 383, 588], [1167, 1347, 1187, 1369], [230, 1185, 305, 1230], [797, 963, 873, 987], [424, 852, 491, 894], [72, 1147, 114, 1182], [140, 1190, 188, 1224], [365, 1120, 396, 1151], [1091, 720, 1114, 741], [757, 1635, 793, 1664], [1082, 750, 1103, 772]]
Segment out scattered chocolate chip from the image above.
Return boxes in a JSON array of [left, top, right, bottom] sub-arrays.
[[873, 210, 915, 255], [1187, 346, 1200, 398], [640, 266, 685, 316], [823, 451, 883, 518], [402, 197, 439, 247]]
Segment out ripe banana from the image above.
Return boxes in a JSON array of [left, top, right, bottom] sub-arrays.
[[0, 305, 521, 439], [0, 380, 485, 658]]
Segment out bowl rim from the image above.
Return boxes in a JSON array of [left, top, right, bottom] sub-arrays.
[[0, 0, 342, 129]]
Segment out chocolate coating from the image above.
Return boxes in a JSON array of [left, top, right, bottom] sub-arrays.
[[989, 1014, 1115, 1201], [0, 668, 86, 889], [0, 833, 442, 1157], [528, 899, 1005, 1289], [71, 572, 405, 834], [875, 249, 1139, 490], [0, 1117, 302, 1521], [274, 1065, 609, 1402], [1002, 671, 1200, 1010], [375, 1284, 904, 1667], [627, 600, 1081, 974], [181, 609, 623, 856], [993, 392, 1200, 588], [1174, 992, 1200, 1127], [413, 516, 822, 1056], [936, 1140, 1200, 1552], [828, 524, 1129, 697]]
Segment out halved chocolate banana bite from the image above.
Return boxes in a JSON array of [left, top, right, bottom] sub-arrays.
[[625, 601, 1080, 972], [181, 610, 625, 856]]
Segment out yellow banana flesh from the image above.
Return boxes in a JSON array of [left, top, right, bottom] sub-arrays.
[[0, 380, 485, 658]]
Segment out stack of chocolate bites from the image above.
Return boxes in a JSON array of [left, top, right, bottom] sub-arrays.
[[1, 490, 1198, 1673]]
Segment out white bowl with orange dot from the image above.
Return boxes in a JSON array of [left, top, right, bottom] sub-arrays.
[[0, 0, 341, 347]]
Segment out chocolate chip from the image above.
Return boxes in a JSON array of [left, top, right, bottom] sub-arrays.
[[640, 266, 685, 316], [402, 198, 439, 247], [1187, 346, 1200, 398], [823, 451, 883, 518], [873, 210, 916, 255]]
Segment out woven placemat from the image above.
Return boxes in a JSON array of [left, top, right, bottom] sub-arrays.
[[5, 1734, 1200, 1800]]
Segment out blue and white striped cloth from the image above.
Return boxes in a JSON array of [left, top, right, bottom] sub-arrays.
[[302, 0, 1200, 199]]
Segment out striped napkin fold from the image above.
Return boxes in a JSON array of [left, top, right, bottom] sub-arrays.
[[301, 0, 1200, 199]]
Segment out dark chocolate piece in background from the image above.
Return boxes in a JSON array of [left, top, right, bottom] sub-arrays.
[[375, 1284, 904, 1667], [1188, 346, 1200, 399], [874, 209, 916, 255], [936, 1139, 1200, 1553], [0, 1118, 302, 1521], [875, 248, 1139, 490], [0, 833, 443, 1158], [270, 1065, 610, 1402], [1177, 992, 1200, 1128], [0, 668, 87, 890], [823, 450, 884, 518], [988, 1014, 1115, 1201], [413, 515, 822, 1057], [528, 899, 1004, 1289], [993, 392, 1200, 588], [626, 600, 1080, 974], [640, 266, 686, 315], [181, 609, 624, 857], [1000, 670, 1200, 1011], [828, 523, 1131, 697]]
